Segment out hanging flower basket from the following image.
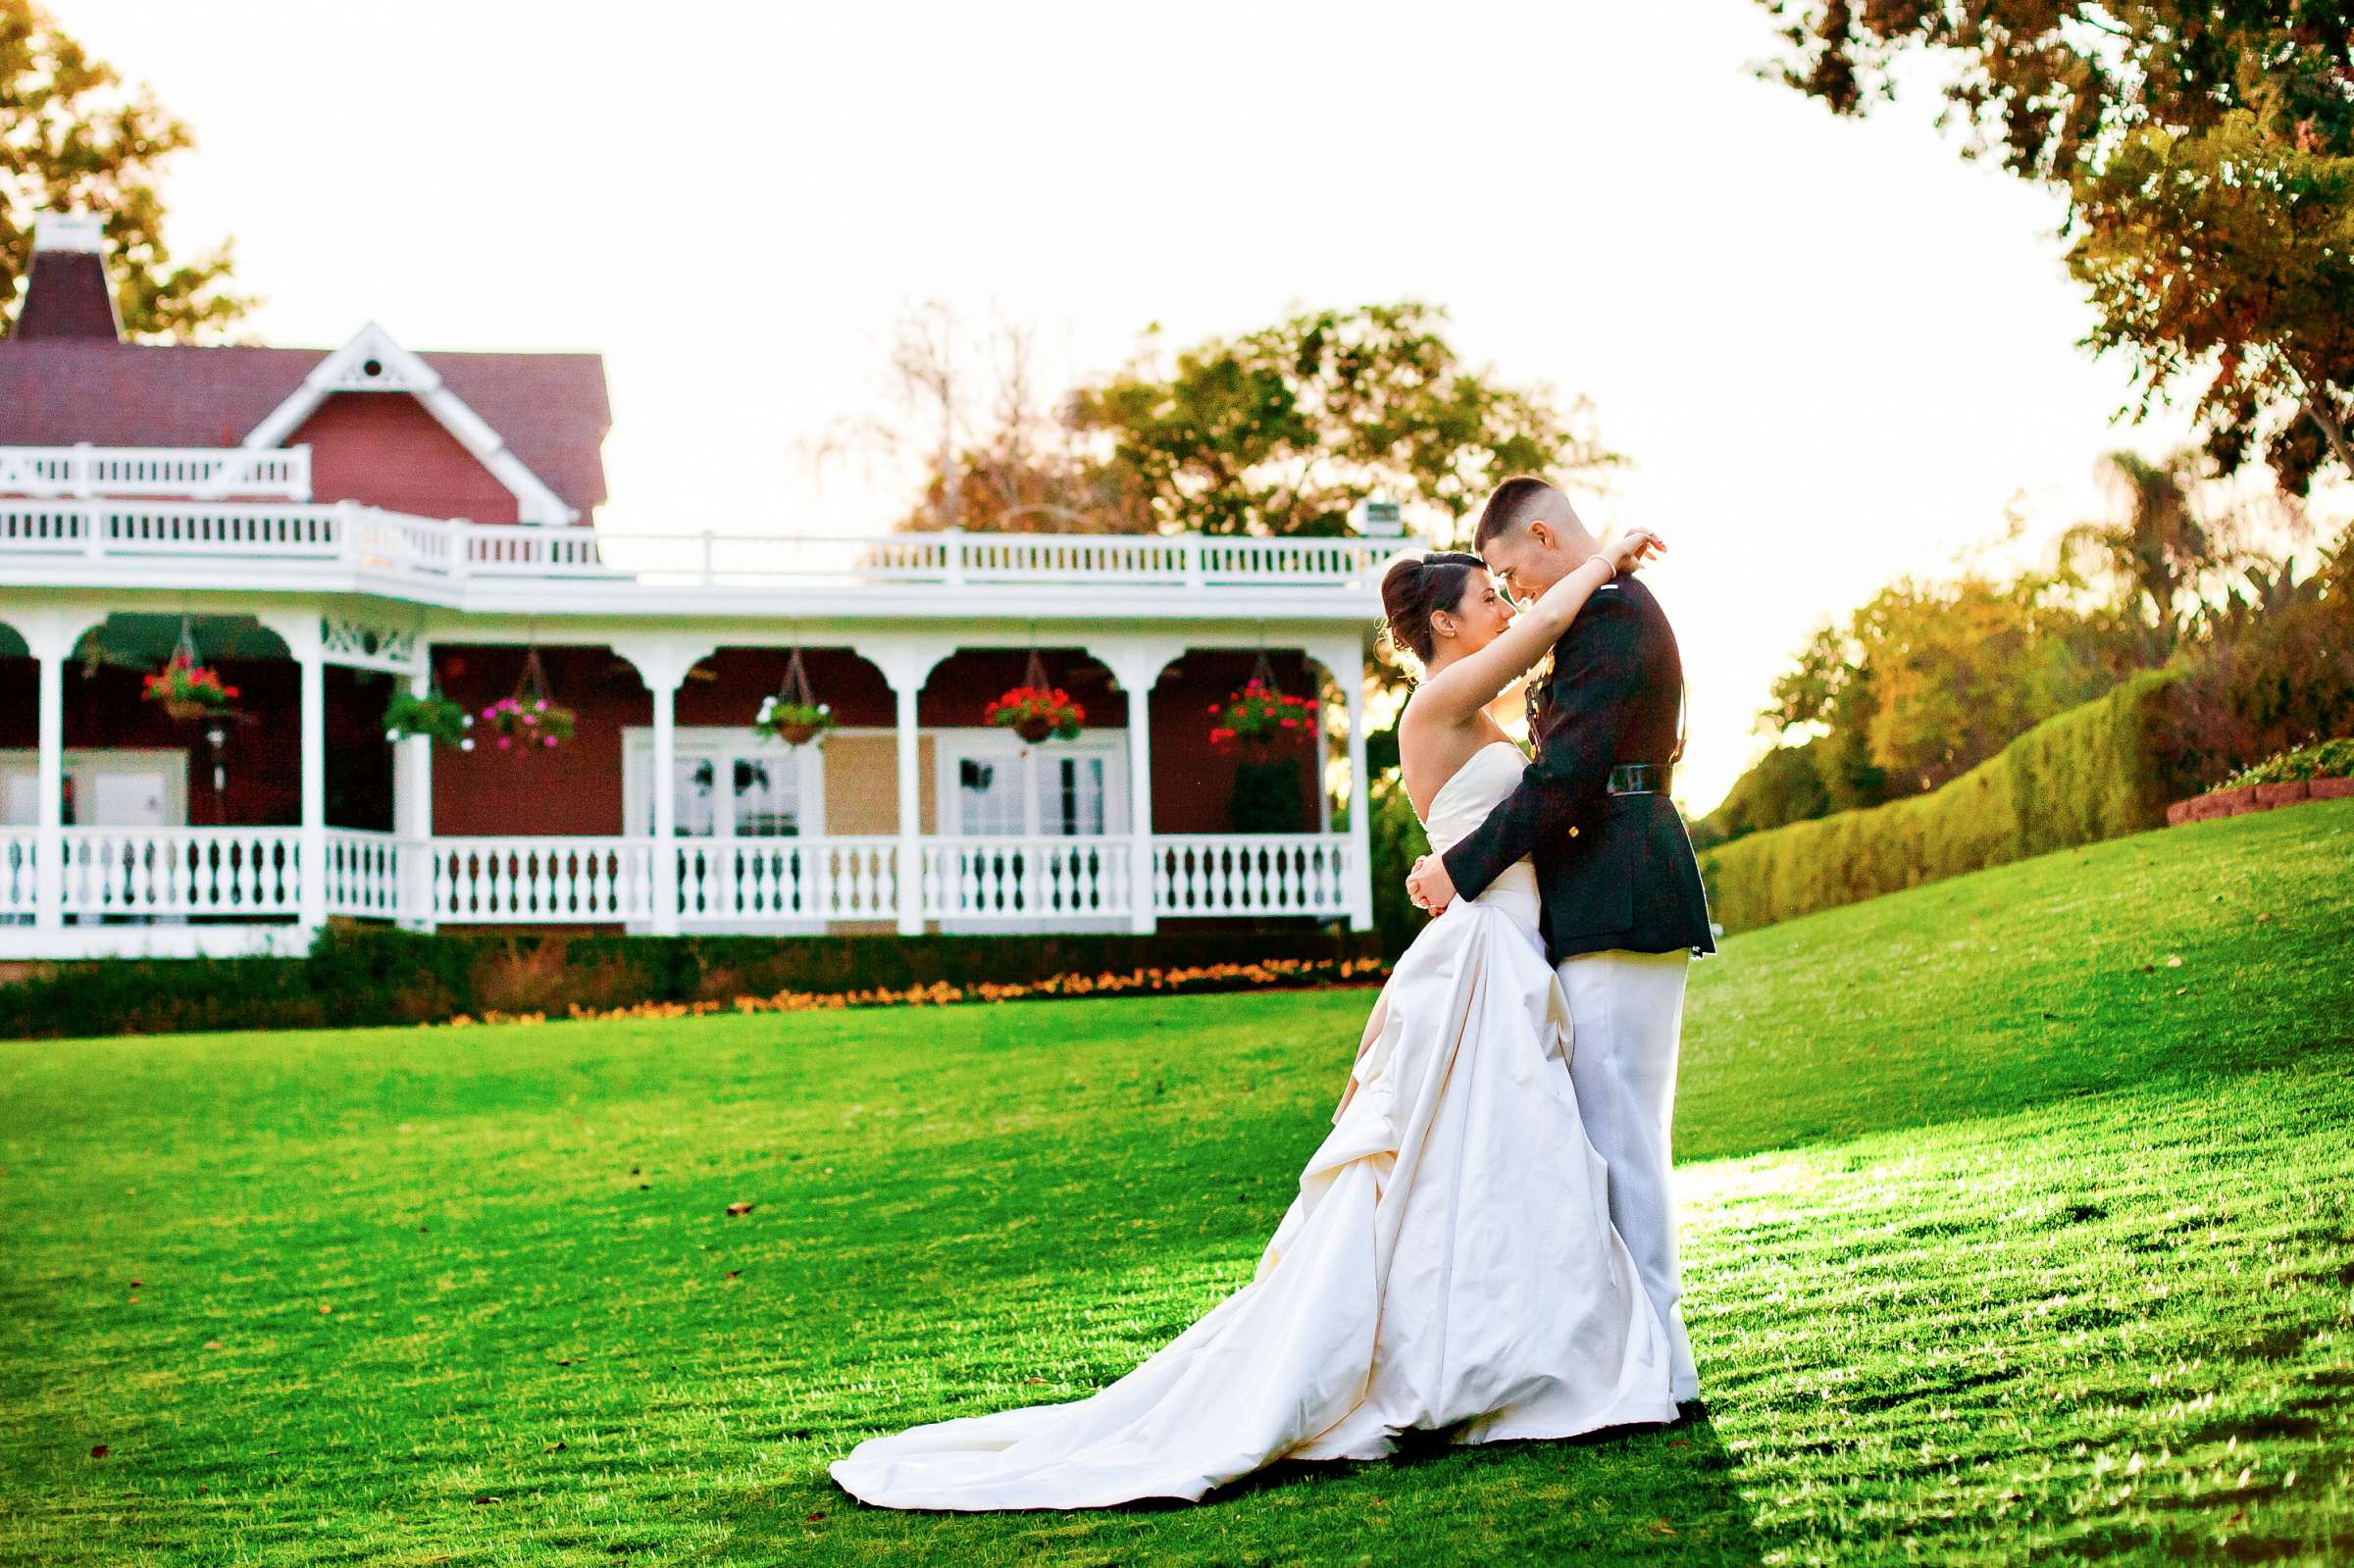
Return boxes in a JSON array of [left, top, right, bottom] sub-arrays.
[[1209, 676, 1318, 753], [756, 696, 834, 746], [988, 685, 1085, 744], [384, 688, 475, 750], [754, 647, 835, 745], [483, 649, 577, 752], [989, 647, 1086, 744], [143, 653, 238, 723]]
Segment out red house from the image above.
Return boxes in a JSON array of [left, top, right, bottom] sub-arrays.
[[0, 214, 1405, 957]]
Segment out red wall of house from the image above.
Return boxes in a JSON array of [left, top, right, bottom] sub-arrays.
[[290, 392, 521, 523], [430, 645, 644, 835], [1147, 650, 1324, 834], [0, 656, 392, 829], [677, 648, 896, 729], [914, 648, 1129, 730]]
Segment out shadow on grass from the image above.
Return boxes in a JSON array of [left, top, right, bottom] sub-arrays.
[[790, 1410, 1766, 1567]]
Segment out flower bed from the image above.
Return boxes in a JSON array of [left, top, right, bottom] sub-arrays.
[[2167, 736, 2354, 825]]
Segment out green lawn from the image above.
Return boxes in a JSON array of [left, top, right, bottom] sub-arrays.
[[2, 800, 2350, 1566]]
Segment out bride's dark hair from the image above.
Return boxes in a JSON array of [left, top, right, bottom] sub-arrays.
[[1381, 551, 1489, 662]]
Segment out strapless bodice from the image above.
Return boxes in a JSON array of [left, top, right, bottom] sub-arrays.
[[1416, 741, 1541, 930]]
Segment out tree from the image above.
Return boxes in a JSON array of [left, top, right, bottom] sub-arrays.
[[1, 0, 250, 340], [1761, 3, 2354, 492], [1070, 302, 1619, 538]]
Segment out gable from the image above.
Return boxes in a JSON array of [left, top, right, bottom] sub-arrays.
[[289, 392, 521, 523]]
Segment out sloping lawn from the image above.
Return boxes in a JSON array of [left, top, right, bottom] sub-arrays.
[[0, 800, 2348, 1566]]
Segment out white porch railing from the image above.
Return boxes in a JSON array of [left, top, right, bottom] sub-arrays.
[[922, 836, 1134, 921], [323, 829, 402, 920], [1153, 835, 1355, 917], [0, 498, 1412, 603], [59, 827, 302, 918], [0, 444, 311, 501], [0, 830, 1358, 932], [430, 837, 655, 924], [676, 836, 899, 923]]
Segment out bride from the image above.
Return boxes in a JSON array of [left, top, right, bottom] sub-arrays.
[[829, 530, 1675, 1511]]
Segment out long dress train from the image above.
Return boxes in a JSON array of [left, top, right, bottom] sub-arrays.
[[828, 740, 1676, 1509]]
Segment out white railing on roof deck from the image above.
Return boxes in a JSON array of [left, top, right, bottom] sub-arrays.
[[0, 498, 1412, 597], [0, 445, 310, 501]]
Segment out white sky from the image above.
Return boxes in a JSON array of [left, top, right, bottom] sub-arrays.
[[53, 0, 2348, 814]]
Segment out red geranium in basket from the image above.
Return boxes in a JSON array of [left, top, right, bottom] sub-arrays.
[[142, 653, 239, 723], [1209, 676, 1318, 752], [987, 683, 1085, 744]]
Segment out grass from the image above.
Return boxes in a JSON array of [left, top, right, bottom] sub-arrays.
[[0, 799, 2348, 1566]]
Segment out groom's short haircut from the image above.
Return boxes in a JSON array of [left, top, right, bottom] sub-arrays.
[[1474, 476, 1564, 550]]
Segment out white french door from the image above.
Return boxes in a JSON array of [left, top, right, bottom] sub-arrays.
[[933, 732, 1126, 838]]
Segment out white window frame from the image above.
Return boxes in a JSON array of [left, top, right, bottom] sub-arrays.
[[929, 728, 1129, 838], [0, 747, 189, 828], [621, 727, 828, 840]]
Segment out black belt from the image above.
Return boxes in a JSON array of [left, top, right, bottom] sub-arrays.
[[1606, 762, 1670, 795]]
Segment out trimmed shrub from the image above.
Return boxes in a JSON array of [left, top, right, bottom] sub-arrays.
[[1701, 671, 2188, 933], [0, 923, 1382, 1041]]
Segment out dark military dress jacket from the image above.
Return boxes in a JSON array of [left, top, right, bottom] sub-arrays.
[[1438, 572, 1716, 964]]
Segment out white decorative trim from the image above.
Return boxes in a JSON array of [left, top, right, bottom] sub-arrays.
[[33, 214, 106, 254], [320, 616, 422, 674], [240, 323, 579, 526]]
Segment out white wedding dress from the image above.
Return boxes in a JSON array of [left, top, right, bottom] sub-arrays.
[[829, 741, 1677, 1510]]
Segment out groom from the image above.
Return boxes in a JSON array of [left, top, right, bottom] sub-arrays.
[[1405, 476, 1715, 1406]]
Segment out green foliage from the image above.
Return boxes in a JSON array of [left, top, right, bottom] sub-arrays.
[[2222, 736, 2354, 790], [381, 688, 473, 749], [1365, 769, 1432, 959], [1763, 2, 2354, 489], [1690, 736, 1831, 850], [1227, 756, 1307, 835], [1703, 671, 2189, 932], [2, 800, 2349, 1564], [0, 924, 1382, 1040], [0, 0, 250, 340]]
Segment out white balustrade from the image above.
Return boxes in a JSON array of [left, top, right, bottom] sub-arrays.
[[323, 830, 403, 919], [0, 444, 310, 500], [59, 828, 303, 917], [0, 497, 1410, 600], [922, 836, 1131, 921], [674, 836, 898, 922], [0, 830, 33, 921], [431, 837, 655, 923], [1151, 834, 1353, 917]]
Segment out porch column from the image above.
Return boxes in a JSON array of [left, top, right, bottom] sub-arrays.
[[873, 643, 948, 938], [295, 621, 329, 939], [395, 644, 436, 932], [26, 618, 79, 933], [1341, 640, 1374, 932], [892, 682, 922, 935], [611, 637, 714, 937], [1088, 642, 1179, 936]]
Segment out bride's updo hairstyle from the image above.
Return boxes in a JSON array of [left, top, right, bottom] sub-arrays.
[[1381, 551, 1489, 663]]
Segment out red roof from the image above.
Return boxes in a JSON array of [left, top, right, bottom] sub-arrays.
[[0, 338, 611, 519]]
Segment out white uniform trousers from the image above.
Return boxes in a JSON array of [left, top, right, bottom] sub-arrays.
[[1556, 947, 1697, 1402]]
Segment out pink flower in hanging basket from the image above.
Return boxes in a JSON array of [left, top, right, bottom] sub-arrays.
[[142, 654, 239, 722]]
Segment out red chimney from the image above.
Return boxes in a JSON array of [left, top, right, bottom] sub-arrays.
[[11, 214, 122, 341]]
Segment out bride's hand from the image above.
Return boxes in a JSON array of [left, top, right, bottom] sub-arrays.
[[1605, 528, 1664, 575]]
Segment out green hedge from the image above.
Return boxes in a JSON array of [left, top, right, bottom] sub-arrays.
[[1700, 670, 2188, 933], [0, 924, 1383, 1041]]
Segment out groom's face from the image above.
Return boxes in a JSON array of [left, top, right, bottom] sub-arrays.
[[1482, 526, 1556, 604]]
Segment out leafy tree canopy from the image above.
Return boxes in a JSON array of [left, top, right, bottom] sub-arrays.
[[1763, 1, 2354, 491], [1, 0, 250, 340]]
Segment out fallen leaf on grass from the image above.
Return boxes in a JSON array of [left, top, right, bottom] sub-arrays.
[[318, 1304, 333, 1315], [89, 1444, 108, 1459], [805, 1511, 826, 1523], [202, 1340, 224, 1350], [1649, 1518, 1676, 1537], [726, 1201, 755, 1217], [470, 1494, 500, 1506], [543, 1440, 567, 1453]]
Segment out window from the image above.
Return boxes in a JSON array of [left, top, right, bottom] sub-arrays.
[[626, 731, 819, 839], [936, 733, 1124, 837]]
